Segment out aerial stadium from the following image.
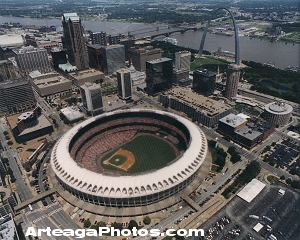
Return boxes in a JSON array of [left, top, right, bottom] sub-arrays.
[[50, 109, 208, 214]]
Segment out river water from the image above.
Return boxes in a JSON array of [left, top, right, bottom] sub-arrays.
[[0, 15, 299, 69]]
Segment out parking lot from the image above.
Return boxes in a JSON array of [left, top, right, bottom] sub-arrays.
[[197, 185, 300, 240], [263, 138, 299, 174]]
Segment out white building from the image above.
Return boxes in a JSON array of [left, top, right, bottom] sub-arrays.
[[117, 68, 132, 100], [80, 83, 103, 115], [263, 101, 293, 127]]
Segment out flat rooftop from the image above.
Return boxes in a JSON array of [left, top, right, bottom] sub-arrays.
[[219, 113, 248, 128], [8, 113, 52, 136], [237, 178, 266, 203], [147, 57, 172, 64], [31, 71, 71, 88], [164, 86, 231, 117], [236, 126, 262, 140], [69, 69, 104, 80], [60, 107, 84, 122]]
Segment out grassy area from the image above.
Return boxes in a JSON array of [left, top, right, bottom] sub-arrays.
[[243, 61, 300, 104], [191, 56, 229, 71], [100, 134, 177, 174], [280, 32, 300, 44], [209, 141, 227, 173], [267, 175, 280, 184], [222, 161, 261, 199]]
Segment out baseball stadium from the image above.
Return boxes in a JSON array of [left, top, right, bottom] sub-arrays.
[[50, 109, 208, 209]]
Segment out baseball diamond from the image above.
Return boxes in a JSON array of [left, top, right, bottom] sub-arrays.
[[50, 109, 208, 207]]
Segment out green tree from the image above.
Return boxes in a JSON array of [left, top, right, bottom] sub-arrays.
[[111, 222, 123, 230], [128, 220, 138, 230], [84, 219, 91, 228], [143, 216, 151, 225], [227, 146, 236, 155]]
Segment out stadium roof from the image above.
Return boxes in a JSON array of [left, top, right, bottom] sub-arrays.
[[237, 178, 266, 203], [50, 109, 208, 199]]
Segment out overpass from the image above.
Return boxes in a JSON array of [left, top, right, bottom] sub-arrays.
[[180, 193, 201, 212], [14, 189, 56, 212]]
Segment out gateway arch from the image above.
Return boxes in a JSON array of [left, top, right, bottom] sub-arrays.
[[198, 8, 240, 65]]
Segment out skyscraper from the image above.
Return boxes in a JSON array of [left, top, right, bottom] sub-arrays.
[[13, 46, 51, 73], [129, 46, 163, 72], [62, 13, 89, 70], [80, 83, 103, 115], [175, 51, 191, 71], [145, 57, 173, 94], [101, 45, 125, 74], [225, 64, 241, 99], [50, 48, 67, 70], [117, 69, 132, 100], [0, 80, 36, 115], [192, 69, 216, 96]]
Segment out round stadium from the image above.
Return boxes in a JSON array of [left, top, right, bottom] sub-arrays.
[[50, 109, 208, 212]]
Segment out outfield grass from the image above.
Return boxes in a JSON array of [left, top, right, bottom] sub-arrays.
[[100, 134, 177, 174]]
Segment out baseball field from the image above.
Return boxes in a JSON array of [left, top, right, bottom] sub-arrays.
[[100, 133, 177, 174]]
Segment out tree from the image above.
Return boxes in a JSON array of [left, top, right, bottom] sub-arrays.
[[227, 146, 236, 155], [83, 219, 91, 228], [111, 222, 123, 230], [143, 216, 151, 225], [128, 220, 138, 230], [280, 175, 285, 180], [230, 152, 241, 163]]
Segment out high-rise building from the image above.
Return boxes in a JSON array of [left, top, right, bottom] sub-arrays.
[[129, 46, 163, 72], [62, 13, 89, 70], [90, 32, 125, 46], [0, 80, 36, 115], [90, 32, 107, 45], [117, 68, 132, 100], [175, 51, 191, 71], [50, 48, 67, 69], [145, 57, 173, 94], [119, 38, 135, 61], [13, 46, 51, 73], [100, 45, 125, 74], [80, 83, 103, 115], [192, 69, 216, 96], [225, 64, 241, 99], [0, 60, 19, 82], [87, 44, 102, 70]]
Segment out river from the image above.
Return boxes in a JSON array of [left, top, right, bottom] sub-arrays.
[[0, 15, 299, 69]]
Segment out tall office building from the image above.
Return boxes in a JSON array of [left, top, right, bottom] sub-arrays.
[[80, 83, 103, 115], [90, 32, 125, 46], [129, 46, 163, 72], [87, 44, 102, 70], [13, 46, 51, 73], [101, 45, 125, 74], [117, 69, 132, 100], [90, 32, 107, 45], [50, 48, 67, 69], [192, 69, 216, 96], [0, 60, 19, 82], [145, 57, 173, 94], [175, 51, 191, 71], [225, 64, 241, 99], [62, 13, 89, 70], [0, 80, 36, 115]]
